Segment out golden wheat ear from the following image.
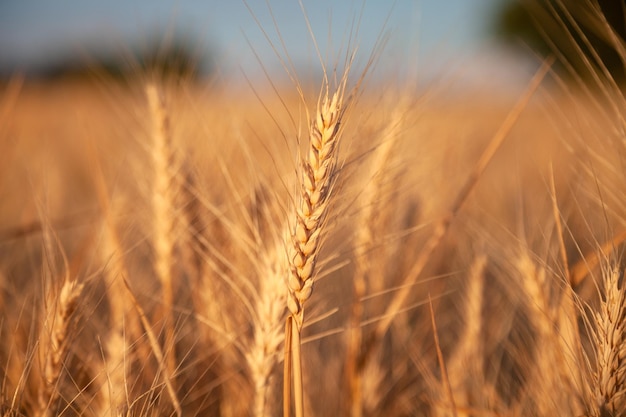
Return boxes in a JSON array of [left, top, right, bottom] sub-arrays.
[[145, 81, 180, 385], [589, 264, 626, 416], [35, 276, 84, 417], [283, 74, 350, 417]]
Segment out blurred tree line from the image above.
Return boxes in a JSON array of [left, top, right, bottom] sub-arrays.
[[52, 32, 214, 81], [6, 1, 625, 83], [0, 28, 215, 82], [494, 0, 626, 81]]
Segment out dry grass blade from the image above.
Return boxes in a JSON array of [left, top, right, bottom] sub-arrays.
[[550, 163, 570, 280], [550, 163, 586, 411], [447, 255, 487, 417], [121, 277, 182, 417], [429, 295, 458, 417], [569, 229, 626, 287], [284, 317, 293, 417]]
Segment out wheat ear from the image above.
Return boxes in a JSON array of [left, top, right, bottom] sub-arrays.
[[146, 82, 179, 381], [86, 136, 139, 415], [446, 255, 487, 417], [346, 106, 402, 417], [35, 277, 83, 417], [286, 87, 345, 327], [592, 264, 626, 416], [247, 236, 288, 417], [285, 82, 347, 417]]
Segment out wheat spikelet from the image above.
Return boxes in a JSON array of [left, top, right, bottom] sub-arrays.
[[591, 264, 626, 416], [446, 255, 487, 417], [86, 138, 141, 416], [286, 86, 345, 328], [98, 229, 131, 416], [247, 236, 288, 417], [284, 80, 348, 417], [179, 164, 208, 295], [550, 165, 587, 412], [146, 81, 179, 382], [516, 250, 560, 415], [515, 248, 587, 415], [35, 277, 83, 417]]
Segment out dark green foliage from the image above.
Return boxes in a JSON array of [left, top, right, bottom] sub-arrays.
[[493, 0, 626, 81]]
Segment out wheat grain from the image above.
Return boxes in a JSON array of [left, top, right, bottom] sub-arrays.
[[286, 87, 345, 327], [35, 278, 83, 417], [247, 237, 288, 417], [284, 79, 348, 417], [447, 255, 487, 417], [592, 264, 626, 416], [146, 81, 179, 383]]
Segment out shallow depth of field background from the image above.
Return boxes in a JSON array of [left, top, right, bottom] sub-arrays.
[[2, 1, 626, 417]]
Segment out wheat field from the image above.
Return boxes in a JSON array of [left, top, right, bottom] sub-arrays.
[[2, 3, 626, 417]]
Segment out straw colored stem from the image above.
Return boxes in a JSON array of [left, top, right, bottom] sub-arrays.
[[146, 82, 178, 380], [284, 81, 347, 417]]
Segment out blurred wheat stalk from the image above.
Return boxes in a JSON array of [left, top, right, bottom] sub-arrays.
[[2, 2, 626, 417]]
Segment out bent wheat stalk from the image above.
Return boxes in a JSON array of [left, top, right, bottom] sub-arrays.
[[284, 80, 347, 417]]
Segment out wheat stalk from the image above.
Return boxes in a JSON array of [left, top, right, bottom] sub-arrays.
[[146, 81, 179, 382], [516, 250, 563, 415], [122, 277, 182, 417], [446, 255, 487, 417], [86, 136, 139, 416], [284, 79, 348, 417], [346, 106, 403, 417]]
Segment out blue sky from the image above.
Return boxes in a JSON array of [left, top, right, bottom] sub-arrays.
[[0, 0, 511, 82]]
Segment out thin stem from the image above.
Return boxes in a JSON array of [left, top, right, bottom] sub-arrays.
[[284, 317, 293, 417]]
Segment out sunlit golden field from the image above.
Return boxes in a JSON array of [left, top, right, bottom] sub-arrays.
[[2, 25, 626, 416]]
